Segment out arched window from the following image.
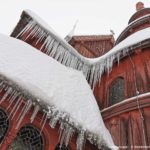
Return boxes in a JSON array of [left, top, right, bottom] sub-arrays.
[[0, 108, 9, 143], [8, 125, 44, 150], [109, 77, 125, 105], [55, 143, 70, 150]]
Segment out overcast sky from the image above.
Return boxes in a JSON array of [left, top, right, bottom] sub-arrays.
[[0, 0, 149, 39]]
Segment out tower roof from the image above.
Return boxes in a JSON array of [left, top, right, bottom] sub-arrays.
[[128, 2, 150, 24]]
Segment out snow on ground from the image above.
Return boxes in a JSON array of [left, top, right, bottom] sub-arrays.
[[0, 34, 117, 149]]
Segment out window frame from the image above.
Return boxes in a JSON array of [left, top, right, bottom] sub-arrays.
[[8, 124, 44, 150], [108, 76, 126, 106]]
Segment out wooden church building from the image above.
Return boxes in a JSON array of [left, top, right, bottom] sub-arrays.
[[0, 1, 149, 150]]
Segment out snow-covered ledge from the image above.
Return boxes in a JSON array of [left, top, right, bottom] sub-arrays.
[[16, 10, 150, 87], [101, 92, 150, 120], [0, 34, 117, 150]]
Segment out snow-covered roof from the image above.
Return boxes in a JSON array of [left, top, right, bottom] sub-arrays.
[[0, 34, 117, 150], [17, 10, 150, 87]]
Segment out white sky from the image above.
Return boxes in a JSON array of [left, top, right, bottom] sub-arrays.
[[0, 0, 149, 39]]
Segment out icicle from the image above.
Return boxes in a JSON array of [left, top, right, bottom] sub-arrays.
[[16, 20, 36, 38], [40, 113, 48, 134], [54, 47, 63, 61], [77, 130, 86, 150], [40, 112, 46, 125], [0, 80, 3, 86], [59, 122, 65, 142], [7, 91, 20, 110], [87, 133, 93, 143], [30, 104, 40, 123], [59, 123, 68, 146], [49, 111, 60, 128], [117, 52, 120, 66], [64, 126, 74, 146], [8, 96, 22, 118], [0, 87, 13, 104], [46, 39, 55, 55], [16, 99, 27, 121], [0, 83, 6, 93], [11, 99, 23, 120], [50, 41, 59, 57], [16, 99, 32, 129], [7, 90, 16, 102], [0, 81, 4, 91], [35, 31, 45, 45], [24, 25, 39, 40], [40, 35, 51, 50]]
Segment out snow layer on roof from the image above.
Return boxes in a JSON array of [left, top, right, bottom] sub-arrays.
[[0, 34, 117, 149]]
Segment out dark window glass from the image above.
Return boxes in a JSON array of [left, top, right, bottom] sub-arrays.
[[8, 125, 44, 150], [0, 108, 9, 143], [109, 77, 125, 105], [55, 143, 70, 150]]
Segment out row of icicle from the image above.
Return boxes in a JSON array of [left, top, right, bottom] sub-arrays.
[[16, 12, 150, 88], [16, 19, 126, 88], [0, 77, 108, 150]]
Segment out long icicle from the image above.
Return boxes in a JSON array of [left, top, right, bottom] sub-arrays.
[[7, 91, 20, 110], [16, 99, 32, 129], [8, 96, 22, 119], [40, 113, 48, 134], [77, 130, 86, 150], [30, 104, 40, 123], [11, 99, 23, 120], [64, 126, 74, 146], [0, 87, 13, 104]]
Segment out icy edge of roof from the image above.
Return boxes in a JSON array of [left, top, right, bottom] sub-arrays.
[[23, 10, 86, 61], [18, 10, 150, 87]]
